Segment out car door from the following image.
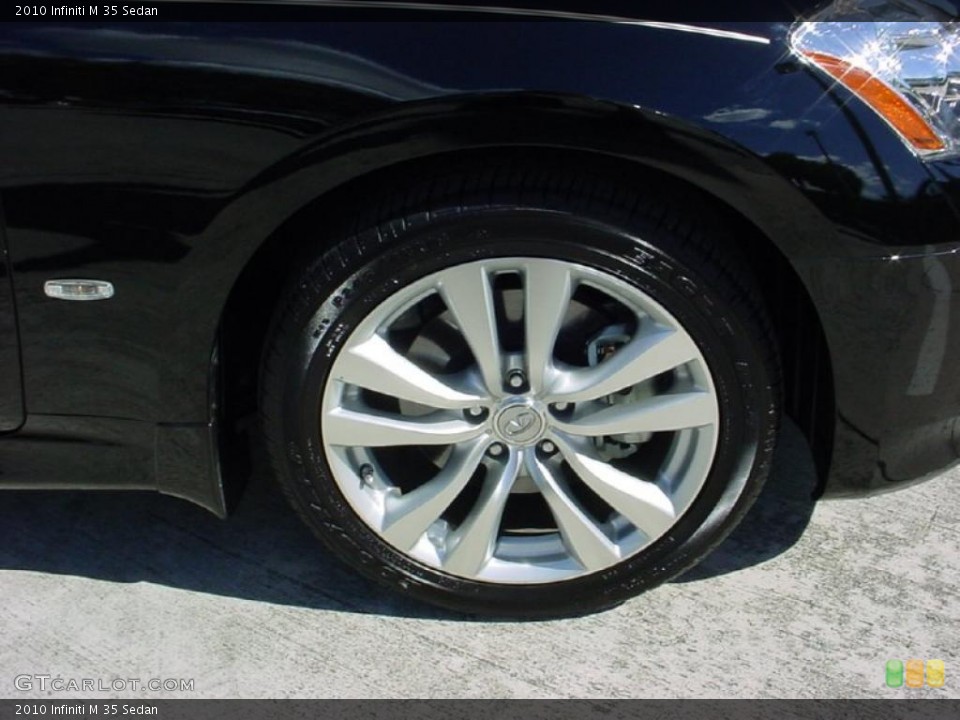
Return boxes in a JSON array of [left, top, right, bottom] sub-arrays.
[[0, 200, 24, 432]]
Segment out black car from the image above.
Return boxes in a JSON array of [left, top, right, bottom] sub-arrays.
[[2, 0, 960, 617]]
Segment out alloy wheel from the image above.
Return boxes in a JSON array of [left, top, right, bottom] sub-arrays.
[[320, 257, 720, 584]]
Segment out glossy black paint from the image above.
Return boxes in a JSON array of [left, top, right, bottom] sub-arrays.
[[0, 198, 24, 432], [0, 9, 959, 513]]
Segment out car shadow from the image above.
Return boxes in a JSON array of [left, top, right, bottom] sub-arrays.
[[0, 420, 816, 619]]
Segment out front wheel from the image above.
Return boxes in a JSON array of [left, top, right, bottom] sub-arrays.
[[260, 162, 780, 618]]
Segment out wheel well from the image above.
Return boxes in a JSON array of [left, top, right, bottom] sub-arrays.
[[217, 147, 834, 508]]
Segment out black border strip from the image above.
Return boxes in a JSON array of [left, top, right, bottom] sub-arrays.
[[1, 700, 957, 718], [5, 0, 822, 23]]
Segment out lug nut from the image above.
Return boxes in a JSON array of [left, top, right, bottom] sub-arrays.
[[552, 402, 569, 412], [359, 464, 375, 487], [539, 440, 557, 455], [488, 443, 505, 457], [507, 370, 526, 390], [466, 406, 486, 421]]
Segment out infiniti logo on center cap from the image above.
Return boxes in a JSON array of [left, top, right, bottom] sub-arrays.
[[506, 413, 535, 436], [494, 405, 545, 445]]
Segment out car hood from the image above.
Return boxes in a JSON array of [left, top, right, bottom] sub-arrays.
[[344, 0, 956, 22], [324, 1, 827, 23]]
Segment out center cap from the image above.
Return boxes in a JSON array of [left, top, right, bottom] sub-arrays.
[[493, 403, 546, 446]]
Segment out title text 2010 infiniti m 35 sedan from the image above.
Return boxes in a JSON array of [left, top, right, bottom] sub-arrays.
[[2, 0, 960, 616]]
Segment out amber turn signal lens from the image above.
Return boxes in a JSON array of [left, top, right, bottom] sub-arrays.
[[801, 50, 945, 153]]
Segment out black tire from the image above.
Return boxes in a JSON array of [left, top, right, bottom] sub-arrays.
[[260, 159, 780, 618]]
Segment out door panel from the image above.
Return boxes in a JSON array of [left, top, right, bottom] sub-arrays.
[[0, 198, 24, 432]]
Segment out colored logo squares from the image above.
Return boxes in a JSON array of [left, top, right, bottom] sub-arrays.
[[886, 659, 945, 688], [906, 659, 924, 688], [928, 660, 946, 688], [886, 660, 904, 687]]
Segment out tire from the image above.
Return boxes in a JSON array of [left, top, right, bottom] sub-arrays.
[[260, 159, 780, 618]]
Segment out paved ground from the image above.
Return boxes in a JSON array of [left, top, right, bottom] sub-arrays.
[[0, 421, 956, 699]]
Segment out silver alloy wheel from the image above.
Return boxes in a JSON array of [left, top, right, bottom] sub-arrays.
[[320, 257, 719, 584]]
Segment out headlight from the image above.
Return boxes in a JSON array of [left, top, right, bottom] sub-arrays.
[[791, 4, 960, 159]]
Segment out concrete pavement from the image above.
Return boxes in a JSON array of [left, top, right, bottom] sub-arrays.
[[0, 421, 956, 699]]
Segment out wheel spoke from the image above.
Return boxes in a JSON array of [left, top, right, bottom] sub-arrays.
[[553, 434, 676, 538], [524, 261, 573, 393], [443, 448, 523, 576], [381, 439, 490, 551], [335, 334, 486, 409], [526, 453, 620, 571], [438, 264, 503, 395], [547, 328, 700, 402], [324, 407, 485, 446], [553, 391, 717, 437]]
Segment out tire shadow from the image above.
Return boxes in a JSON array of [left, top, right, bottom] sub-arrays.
[[673, 417, 817, 583], [0, 420, 816, 617]]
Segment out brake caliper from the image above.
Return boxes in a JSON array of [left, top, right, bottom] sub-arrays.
[[586, 325, 653, 461]]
